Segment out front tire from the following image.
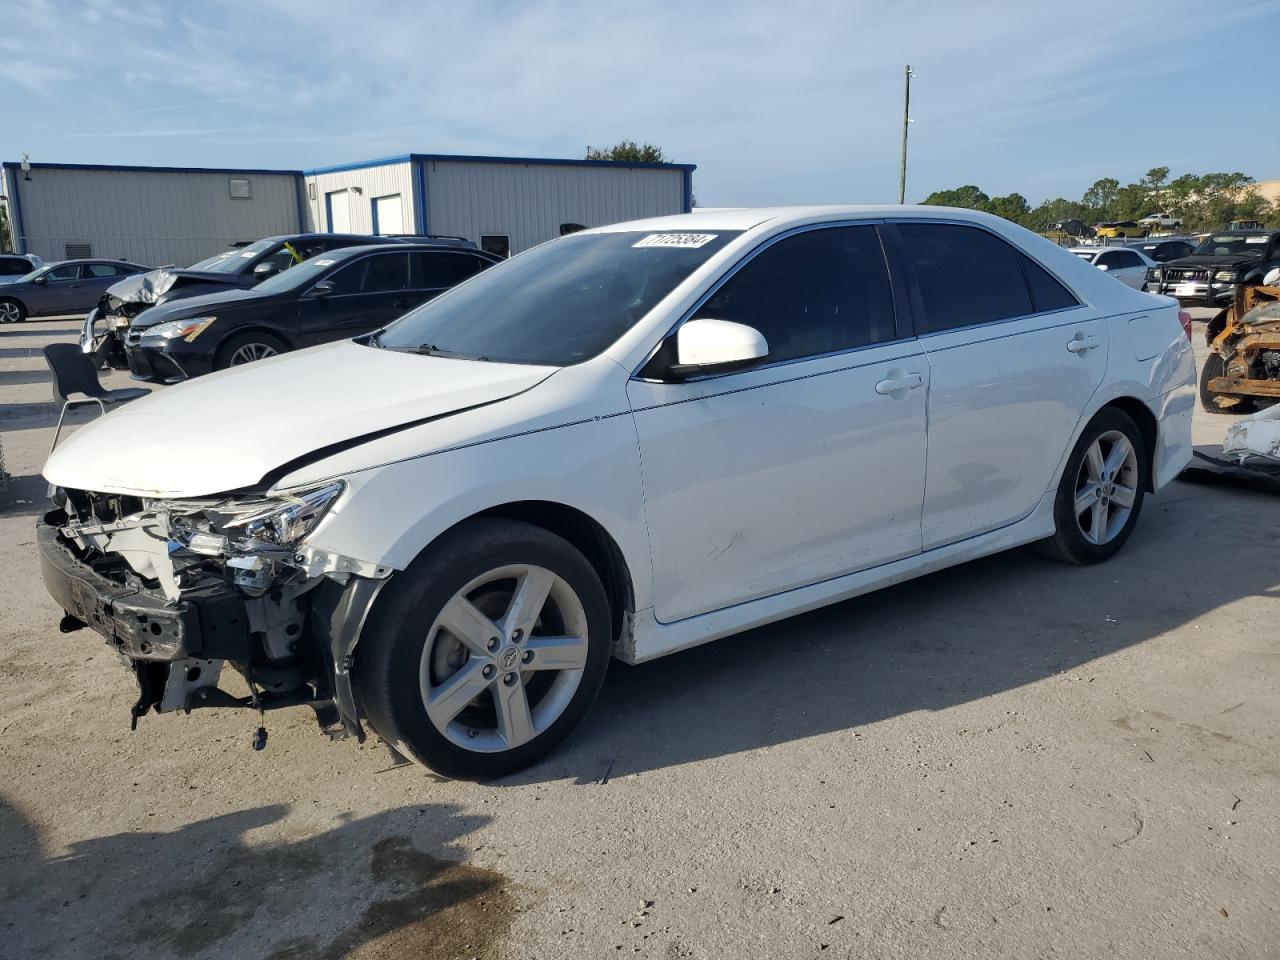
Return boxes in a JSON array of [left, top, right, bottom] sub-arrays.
[[1039, 408, 1148, 565], [354, 518, 612, 780], [0, 299, 26, 323], [215, 331, 288, 369]]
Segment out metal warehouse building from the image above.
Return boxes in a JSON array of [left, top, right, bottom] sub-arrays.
[[0, 161, 306, 267], [2, 153, 695, 267]]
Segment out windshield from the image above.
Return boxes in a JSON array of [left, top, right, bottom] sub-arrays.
[[254, 253, 344, 294], [374, 230, 742, 365], [1192, 234, 1272, 258], [187, 238, 277, 273]]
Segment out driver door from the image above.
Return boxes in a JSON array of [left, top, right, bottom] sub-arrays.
[[627, 223, 928, 623]]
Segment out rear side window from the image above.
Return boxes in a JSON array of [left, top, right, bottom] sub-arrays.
[[84, 263, 124, 278], [694, 224, 896, 363], [1019, 254, 1078, 313], [414, 252, 487, 289], [896, 222, 1033, 333], [0, 258, 30, 276], [362, 252, 411, 292]]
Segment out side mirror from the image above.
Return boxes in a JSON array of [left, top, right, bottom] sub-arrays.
[[668, 318, 768, 379], [252, 261, 282, 282], [1096, 263, 1110, 272], [32, 274, 47, 285], [309, 280, 335, 298]]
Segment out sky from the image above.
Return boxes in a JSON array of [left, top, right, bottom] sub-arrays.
[[3, 0, 1279, 208]]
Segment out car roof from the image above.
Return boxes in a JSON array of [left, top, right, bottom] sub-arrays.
[[585, 204, 1062, 234], [306, 243, 495, 259]]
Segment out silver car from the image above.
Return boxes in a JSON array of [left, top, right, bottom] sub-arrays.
[[0, 259, 148, 323]]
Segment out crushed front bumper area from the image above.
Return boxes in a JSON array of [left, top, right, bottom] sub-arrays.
[[37, 507, 387, 742]]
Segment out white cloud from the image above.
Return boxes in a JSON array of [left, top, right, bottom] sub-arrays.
[[6, 0, 1280, 203]]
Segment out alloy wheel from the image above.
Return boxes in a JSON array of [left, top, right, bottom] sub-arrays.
[[0, 302, 20, 323], [228, 342, 278, 365], [419, 563, 590, 753], [1073, 429, 1139, 546]]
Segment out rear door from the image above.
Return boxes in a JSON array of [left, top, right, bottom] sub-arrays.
[[888, 220, 1105, 550], [1096, 249, 1147, 288]]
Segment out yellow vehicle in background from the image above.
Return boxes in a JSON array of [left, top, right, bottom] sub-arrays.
[[1094, 220, 1149, 239]]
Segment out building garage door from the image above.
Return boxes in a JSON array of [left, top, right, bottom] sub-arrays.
[[373, 194, 404, 236], [326, 190, 351, 233]]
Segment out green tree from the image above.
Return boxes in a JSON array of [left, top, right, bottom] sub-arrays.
[[989, 193, 1030, 223], [1141, 166, 1170, 192], [586, 140, 667, 163], [1082, 177, 1120, 217], [920, 185, 991, 210]]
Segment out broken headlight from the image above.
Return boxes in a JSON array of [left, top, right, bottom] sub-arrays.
[[221, 482, 345, 547]]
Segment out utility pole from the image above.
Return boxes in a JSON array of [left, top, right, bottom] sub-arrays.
[[898, 65, 914, 204]]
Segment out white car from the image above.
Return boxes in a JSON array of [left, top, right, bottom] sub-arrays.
[[39, 206, 1196, 779], [1139, 212, 1183, 230], [1071, 245, 1158, 290]]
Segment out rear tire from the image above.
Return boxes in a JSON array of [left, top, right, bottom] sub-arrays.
[[0, 299, 26, 323], [354, 518, 612, 780], [1038, 408, 1148, 565], [214, 331, 288, 369], [1199, 352, 1255, 414]]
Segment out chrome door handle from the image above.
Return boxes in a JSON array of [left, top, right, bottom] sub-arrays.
[[1067, 334, 1100, 354], [875, 373, 924, 395]]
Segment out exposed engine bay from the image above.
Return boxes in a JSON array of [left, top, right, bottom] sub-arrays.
[[39, 481, 390, 748]]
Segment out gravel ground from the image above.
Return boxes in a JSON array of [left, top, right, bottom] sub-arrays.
[[0, 315, 1277, 960]]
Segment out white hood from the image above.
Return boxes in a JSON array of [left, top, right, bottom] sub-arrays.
[[44, 340, 556, 498]]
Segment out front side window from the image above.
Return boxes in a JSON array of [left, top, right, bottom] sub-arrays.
[[376, 230, 741, 365], [896, 222, 1033, 333], [45, 263, 81, 282], [692, 225, 896, 364]]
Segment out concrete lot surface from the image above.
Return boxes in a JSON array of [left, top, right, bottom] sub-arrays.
[[0, 316, 1277, 959]]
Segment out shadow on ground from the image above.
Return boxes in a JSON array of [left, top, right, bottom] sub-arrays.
[[511, 477, 1280, 785], [0, 798, 512, 960]]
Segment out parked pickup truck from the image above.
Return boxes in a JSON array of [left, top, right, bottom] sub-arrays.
[[1156, 230, 1280, 307]]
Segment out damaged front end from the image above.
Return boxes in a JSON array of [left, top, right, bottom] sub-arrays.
[[38, 481, 391, 746]]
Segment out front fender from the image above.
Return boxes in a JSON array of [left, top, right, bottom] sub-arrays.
[[303, 412, 655, 611]]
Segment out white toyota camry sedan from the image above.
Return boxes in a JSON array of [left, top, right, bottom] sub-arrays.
[[39, 206, 1196, 778]]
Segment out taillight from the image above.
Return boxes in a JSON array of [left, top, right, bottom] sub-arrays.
[[1177, 310, 1192, 340]]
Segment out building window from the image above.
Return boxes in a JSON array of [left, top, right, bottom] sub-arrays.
[[229, 178, 252, 199], [480, 234, 510, 259], [308, 182, 317, 200], [65, 242, 92, 259]]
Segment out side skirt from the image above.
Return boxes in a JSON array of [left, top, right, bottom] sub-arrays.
[[621, 490, 1057, 665]]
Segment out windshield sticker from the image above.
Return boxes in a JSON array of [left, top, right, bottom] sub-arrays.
[[1246, 237, 1267, 244], [313, 259, 336, 267], [633, 233, 719, 249]]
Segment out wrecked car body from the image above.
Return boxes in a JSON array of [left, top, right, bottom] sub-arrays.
[[1222, 404, 1280, 470], [1200, 283, 1280, 413], [42, 207, 1196, 779], [81, 234, 406, 370]]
